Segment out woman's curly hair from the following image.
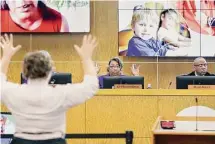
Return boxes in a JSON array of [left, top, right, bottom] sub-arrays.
[[23, 51, 52, 79]]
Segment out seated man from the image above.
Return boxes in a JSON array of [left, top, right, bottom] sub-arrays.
[[97, 57, 140, 88], [186, 57, 215, 76]]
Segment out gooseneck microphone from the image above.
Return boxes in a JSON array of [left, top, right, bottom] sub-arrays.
[[168, 81, 172, 89], [195, 97, 198, 131], [194, 97, 215, 132]]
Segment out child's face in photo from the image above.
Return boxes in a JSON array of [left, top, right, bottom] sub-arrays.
[[161, 12, 177, 30], [133, 19, 156, 40]]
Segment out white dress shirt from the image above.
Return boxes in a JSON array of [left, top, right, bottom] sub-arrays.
[[0, 73, 98, 140]]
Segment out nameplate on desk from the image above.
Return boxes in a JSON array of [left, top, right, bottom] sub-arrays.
[[188, 85, 215, 89], [114, 84, 142, 89]]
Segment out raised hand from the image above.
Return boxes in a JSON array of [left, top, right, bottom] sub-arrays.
[[0, 34, 22, 58], [74, 35, 97, 61], [131, 64, 140, 76], [94, 62, 100, 74]]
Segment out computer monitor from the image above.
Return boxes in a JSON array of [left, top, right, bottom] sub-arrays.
[[176, 76, 215, 89], [103, 76, 121, 89], [21, 73, 27, 84], [21, 73, 72, 84], [103, 76, 144, 89], [49, 73, 72, 84], [121, 76, 144, 89]]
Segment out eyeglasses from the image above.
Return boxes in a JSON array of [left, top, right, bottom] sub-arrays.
[[194, 63, 208, 67], [109, 65, 120, 69]]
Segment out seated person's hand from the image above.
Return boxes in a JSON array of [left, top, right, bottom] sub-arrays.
[[94, 62, 100, 74], [131, 64, 140, 76]]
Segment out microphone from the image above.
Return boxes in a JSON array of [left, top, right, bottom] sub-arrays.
[[167, 81, 172, 89], [195, 97, 198, 131]]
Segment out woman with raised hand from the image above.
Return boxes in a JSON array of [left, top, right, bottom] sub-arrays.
[[0, 34, 98, 144]]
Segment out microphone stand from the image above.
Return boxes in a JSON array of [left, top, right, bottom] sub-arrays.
[[195, 97, 198, 131], [168, 81, 172, 89], [195, 97, 215, 132]]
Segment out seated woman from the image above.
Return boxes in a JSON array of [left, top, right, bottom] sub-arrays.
[[97, 57, 140, 88]]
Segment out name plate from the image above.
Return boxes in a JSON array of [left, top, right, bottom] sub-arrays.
[[188, 85, 215, 89], [114, 84, 142, 89]]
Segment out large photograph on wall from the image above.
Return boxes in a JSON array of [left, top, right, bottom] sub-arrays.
[[0, 0, 90, 33], [118, 0, 215, 57]]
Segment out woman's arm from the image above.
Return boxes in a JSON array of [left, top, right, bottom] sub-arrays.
[[61, 35, 99, 108], [178, 34, 191, 42], [158, 28, 181, 47], [158, 28, 191, 47], [0, 34, 22, 75], [0, 34, 22, 103]]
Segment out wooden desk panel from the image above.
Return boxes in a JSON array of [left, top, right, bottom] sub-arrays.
[[155, 135, 215, 144], [1, 90, 215, 144], [86, 96, 157, 137]]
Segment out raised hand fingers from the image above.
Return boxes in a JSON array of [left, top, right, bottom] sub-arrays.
[[0, 42, 3, 48], [10, 34, 13, 45], [1, 35, 6, 44], [131, 64, 136, 69], [131, 64, 140, 70], [74, 44, 81, 54], [14, 45, 22, 52], [91, 36, 98, 48], [82, 35, 87, 45], [87, 34, 92, 43], [4, 33, 9, 43]]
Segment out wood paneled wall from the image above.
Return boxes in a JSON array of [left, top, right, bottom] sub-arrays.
[[6, 1, 215, 88]]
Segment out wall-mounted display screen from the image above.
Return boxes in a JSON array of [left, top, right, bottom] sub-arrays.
[[0, 0, 90, 33], [118, 0, 215, 57]]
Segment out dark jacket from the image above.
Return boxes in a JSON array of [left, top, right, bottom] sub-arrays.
[[186, 71, 215, 76]]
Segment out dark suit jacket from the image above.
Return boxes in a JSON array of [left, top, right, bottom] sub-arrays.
[[185, 71, 215, 76]]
